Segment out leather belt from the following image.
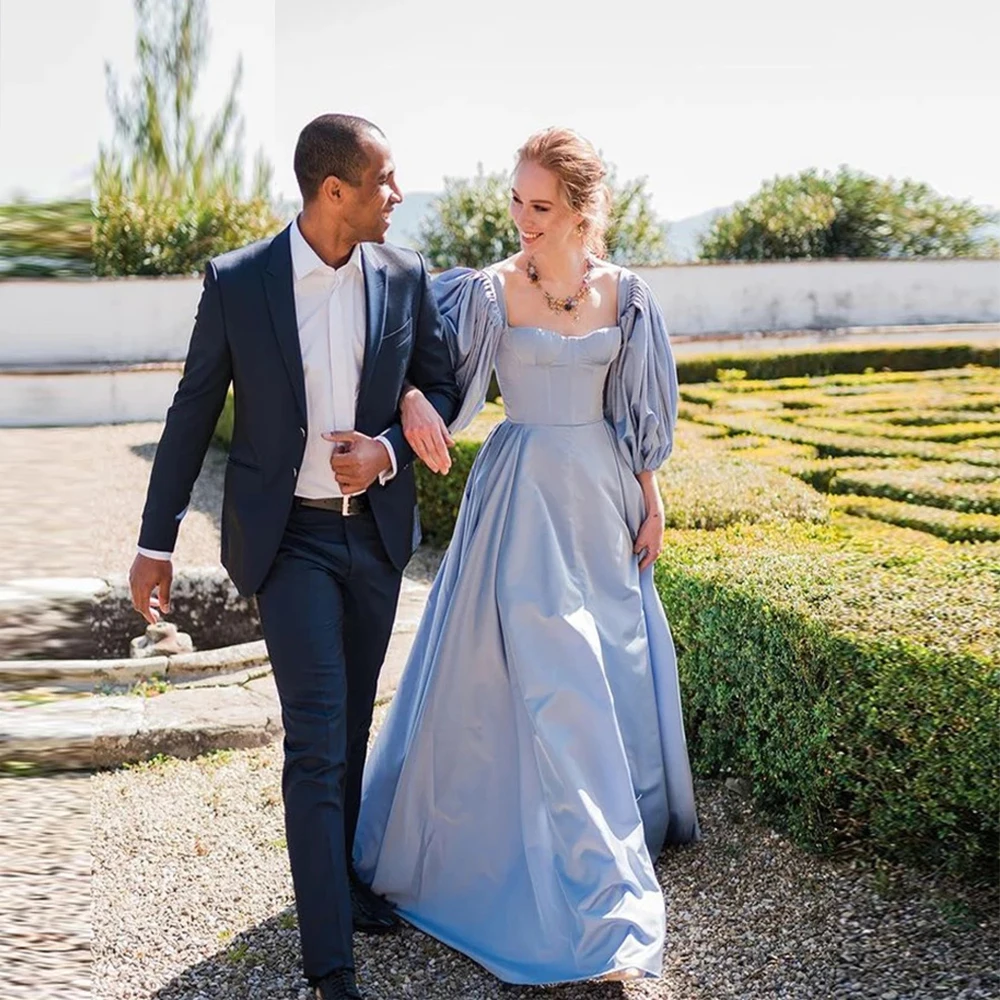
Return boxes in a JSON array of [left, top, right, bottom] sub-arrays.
[[296, 493, 370, 516]]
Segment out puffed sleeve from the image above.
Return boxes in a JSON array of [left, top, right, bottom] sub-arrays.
[[604, 273, 679, 473], [431, 267, 505, 434]]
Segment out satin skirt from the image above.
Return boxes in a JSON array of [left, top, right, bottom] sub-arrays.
[[353, 418, 700, 985]]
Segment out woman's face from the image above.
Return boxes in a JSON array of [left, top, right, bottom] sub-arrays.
[[510, 160, 582, 256]]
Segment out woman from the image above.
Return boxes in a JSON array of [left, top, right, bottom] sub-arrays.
[[353, 127, 700, 985]]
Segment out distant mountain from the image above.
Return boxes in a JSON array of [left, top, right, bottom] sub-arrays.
[[664, 206, 729, 261]]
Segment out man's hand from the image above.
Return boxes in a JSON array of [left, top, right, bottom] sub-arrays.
[[322, 431, 392, 494], [400, 386, 454, 474], [129, 553, 173, 625]]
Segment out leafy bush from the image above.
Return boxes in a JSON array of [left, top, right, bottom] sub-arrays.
[[660, 423, 827, 529], [657, 516, 999, 878], [698, 166, 999, 261], [94, 167, 282, 277], [830, 494, 1000, 542], [829, 463, 1000, 515], [794, 415, 999, 444], [692, 412, 1000, 467], [214, 387, 235, 447], [673, 345, 998, 384], [788, 456, 900, 492]]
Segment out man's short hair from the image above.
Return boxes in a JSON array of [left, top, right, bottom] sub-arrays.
[[293, 114, 384, 202]]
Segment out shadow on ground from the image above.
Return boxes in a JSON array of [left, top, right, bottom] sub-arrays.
[[130, 439, 228, 535], [148, 906, 637, 1000]]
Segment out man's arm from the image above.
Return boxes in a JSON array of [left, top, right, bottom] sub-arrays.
[[131, 262, 232, 622], [138, 261, 232, 552], [379, 256, 459, 473]]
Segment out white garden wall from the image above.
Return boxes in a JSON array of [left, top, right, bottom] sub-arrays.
[[0, 258, 997, 368]]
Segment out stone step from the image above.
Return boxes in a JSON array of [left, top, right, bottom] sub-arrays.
[[0, 640, 270, 692], [0, 578, 430, 771], [0, 362, 183, 427]]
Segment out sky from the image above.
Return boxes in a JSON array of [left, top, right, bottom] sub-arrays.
[[1, 0, 998, 220]]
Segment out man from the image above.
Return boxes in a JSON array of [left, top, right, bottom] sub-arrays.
[[129, 114, 459, 1000]]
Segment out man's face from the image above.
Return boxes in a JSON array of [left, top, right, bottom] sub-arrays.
[[340, 133, 403, 243]]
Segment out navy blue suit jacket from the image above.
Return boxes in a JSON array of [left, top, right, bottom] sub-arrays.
[[138, 225, 460, 596]]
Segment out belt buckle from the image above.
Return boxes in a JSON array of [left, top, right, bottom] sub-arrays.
[[341, 494, 351, 516]]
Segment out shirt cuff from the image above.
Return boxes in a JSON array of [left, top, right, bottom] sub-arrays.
[[375, 433, 397, 485], [137, 546, 173, 561]]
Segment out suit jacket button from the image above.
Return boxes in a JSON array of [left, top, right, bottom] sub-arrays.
[[293, 467, 298, 476], [300, 427, 306, 438]]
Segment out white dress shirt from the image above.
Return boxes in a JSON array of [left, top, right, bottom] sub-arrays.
[[138, 218, 396, 561]]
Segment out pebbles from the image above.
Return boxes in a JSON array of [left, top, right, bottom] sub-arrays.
[[76, 712, 1000, 1000]]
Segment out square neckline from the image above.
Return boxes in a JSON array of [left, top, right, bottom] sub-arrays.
[[486, 266, 627, 341]]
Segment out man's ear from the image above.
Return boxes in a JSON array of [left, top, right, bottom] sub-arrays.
[[320, 174, 344, 202]]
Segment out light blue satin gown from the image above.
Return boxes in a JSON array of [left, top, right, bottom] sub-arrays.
[[353, 266, 701, 985]]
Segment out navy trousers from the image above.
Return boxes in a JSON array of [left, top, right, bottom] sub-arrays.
[[255, 501, 402, 982]]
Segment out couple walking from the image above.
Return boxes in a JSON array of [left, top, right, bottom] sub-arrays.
[[131, 113, 700, 999]]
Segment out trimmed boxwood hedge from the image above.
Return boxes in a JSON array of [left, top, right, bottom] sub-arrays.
[[673, 344, 998, 384], [830, 494, 1000, 542], [656, 516, 999, 879], [830, 463, 1000, 515], [691, 411, 1000, 466], [660, 426, 828, 530]]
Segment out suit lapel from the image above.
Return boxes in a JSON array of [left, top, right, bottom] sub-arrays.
[[263, 226, 307, 424], [359, 244, 388, 404]]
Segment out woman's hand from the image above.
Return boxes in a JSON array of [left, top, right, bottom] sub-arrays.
[[401, 385, 455, 474], [633, 471, 665, 572]]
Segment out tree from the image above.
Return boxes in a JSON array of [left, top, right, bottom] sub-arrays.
[[94, 0, 280, 275], [101, 0, 270, 197], [603, 169, 668, 266], [698, 167, 998, 261], [417, 165, 668, 269]]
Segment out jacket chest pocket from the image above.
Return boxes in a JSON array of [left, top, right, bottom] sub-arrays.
[[382, 317, 412, 349]]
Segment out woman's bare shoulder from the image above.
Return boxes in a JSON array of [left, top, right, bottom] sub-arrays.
[[490, 254, 525, 278]]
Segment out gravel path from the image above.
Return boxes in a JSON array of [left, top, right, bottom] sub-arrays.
[[0, 773, 91, 999], [79, 711, 1000, 1000], [0, 422, 443, 585], [0, 423, 226, 580]]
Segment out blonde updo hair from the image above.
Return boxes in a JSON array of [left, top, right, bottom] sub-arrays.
[[515, 127, 612, 258]]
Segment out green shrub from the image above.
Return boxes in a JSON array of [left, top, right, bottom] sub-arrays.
[[697, 166, 998, 261], [886, 410, 1000, 427], [658, 516, 999, 878], [691, 412, 1000, 467], [795, 416, 1000, 444], [94, 178, 282, 277], [829, 463, 1000, 515], [674, 346, 998, 384], [830, 494, 1000, 542], [788, 456, 900, 492], [661, 428, 827, 529], [214, 388, 235, 448]]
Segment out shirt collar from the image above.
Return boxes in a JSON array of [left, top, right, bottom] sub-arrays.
[[289, 215, 363, 281]]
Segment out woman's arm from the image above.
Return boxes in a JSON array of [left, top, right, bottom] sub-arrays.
[[633, 469, 664, 571], [400, 384, 455, 475]]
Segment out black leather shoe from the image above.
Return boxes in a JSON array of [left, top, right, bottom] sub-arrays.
[[349, 873, 400, 933], [314, 967, 364, 999]]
